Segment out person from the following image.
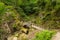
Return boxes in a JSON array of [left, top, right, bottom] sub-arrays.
[[23, 24, 30, 34], [22, 22, 31, 34], [5, 37, 7, 40]]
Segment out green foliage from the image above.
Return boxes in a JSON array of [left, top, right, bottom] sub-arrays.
[[0, 28, 5, 34], [0, 0, 60, 32], [0, 0, 17, 6], [0, 2, 5, 11], [0, 2, 5, 14], [17, 0, 39, 15], [0, 28, 5, 40], [0, 2, 6, 24], [33, 30, 56, 40], [0, 0, 60, 40]]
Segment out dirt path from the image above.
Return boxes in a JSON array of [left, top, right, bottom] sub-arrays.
[[51, 32, 60, 40]]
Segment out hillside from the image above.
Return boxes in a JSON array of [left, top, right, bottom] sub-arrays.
[[0, 0, 60, 40]]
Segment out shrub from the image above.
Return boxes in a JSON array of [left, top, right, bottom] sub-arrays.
[[0, 2, 5, 14], [33, 30, 56, 40]]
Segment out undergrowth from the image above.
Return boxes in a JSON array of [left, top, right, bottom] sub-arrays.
[[33, 30, 56, 40]]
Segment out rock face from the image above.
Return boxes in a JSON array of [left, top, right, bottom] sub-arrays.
[[51, 32, 60, 40]]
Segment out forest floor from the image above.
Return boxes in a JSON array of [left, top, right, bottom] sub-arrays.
[[7, 23, 60, 40], [28, 24, 60, 40], [28, 29, 60, 40]]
